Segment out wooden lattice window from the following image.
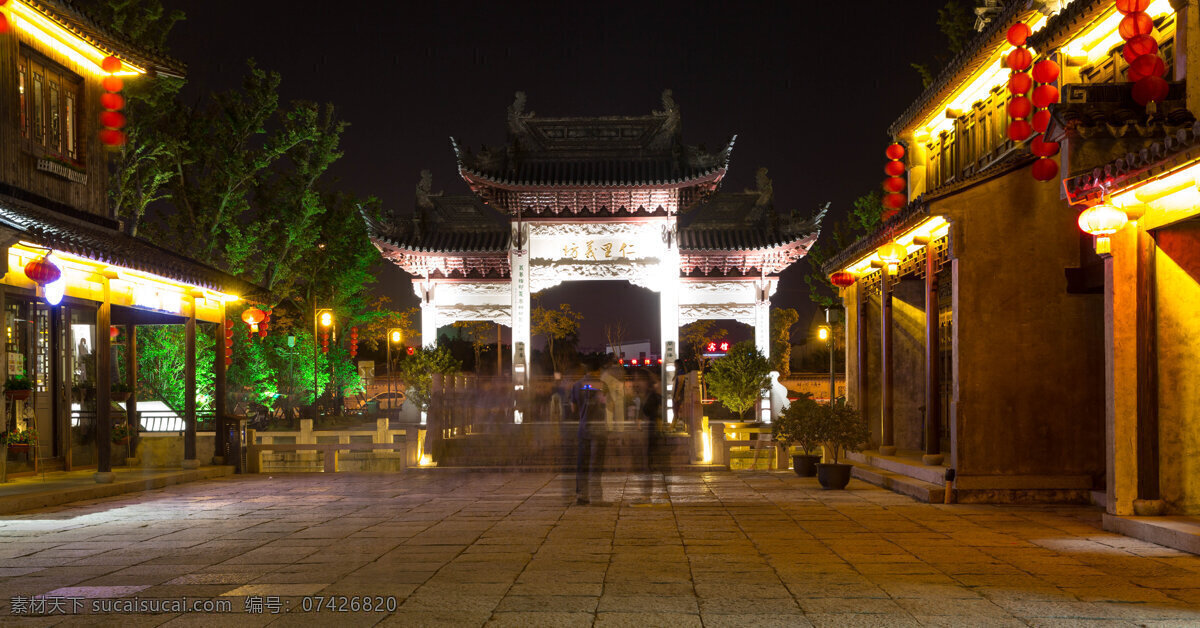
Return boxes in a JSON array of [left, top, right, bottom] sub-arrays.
[[18, 47, 83, 163]]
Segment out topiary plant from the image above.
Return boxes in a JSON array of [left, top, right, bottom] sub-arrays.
[[817, 398, 870, 464], [772, 392, 822, 454]]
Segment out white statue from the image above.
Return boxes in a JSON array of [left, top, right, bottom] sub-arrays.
[[768, 371, 790, 422]]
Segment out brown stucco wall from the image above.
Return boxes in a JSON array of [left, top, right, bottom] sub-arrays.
[[1155, 223, 1200, 514], [932, 166, 1105, 485]]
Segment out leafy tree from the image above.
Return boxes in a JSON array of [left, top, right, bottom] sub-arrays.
[[804, 191, 884, 309], [773, 392, 822, 454], [769, 307, 799, 377], [705, 341, 772, 420], [911, 1, 981, 88], [452, 320, 495, 373], [397, 346, 460, 411], [531, 303, 582, 374], [817, 399, 870, 464], [135, 325, 214, 414], [356, 296, 418, 353], [680, 320, 728, 377]]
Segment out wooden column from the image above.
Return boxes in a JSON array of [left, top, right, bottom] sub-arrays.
[[880, 268, 896, 455], [96, 278, 113, 477], [125, 323, 138, 455], [213, 304, 227, 464], [857, 282, 868, 427], [924, 243, 942, 462], [183, 296, 197, 466], [1136, 229, 1159, 502]]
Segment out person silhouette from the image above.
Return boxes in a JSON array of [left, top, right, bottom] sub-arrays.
[[573, 374, 608, 505]]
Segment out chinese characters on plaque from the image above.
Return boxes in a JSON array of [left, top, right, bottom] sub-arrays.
[[561, 240, 636, 260]]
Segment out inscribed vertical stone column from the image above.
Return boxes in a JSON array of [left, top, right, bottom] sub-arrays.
[[660, 230, 680, 422], [754, 278, 772, 423], [509, 224, 531, 395]]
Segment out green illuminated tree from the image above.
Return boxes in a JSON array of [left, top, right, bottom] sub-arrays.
[[397, 346, 460, 411], [770, 307, 799, 377], [453, 320, 496, 373], [531, 304, 582, 374], [705, 341, 772, 420], [680, 320, 728, 377]]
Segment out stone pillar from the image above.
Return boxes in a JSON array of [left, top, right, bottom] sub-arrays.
[[924, 244, 943, 464], [510, 236, 531, 393], [95, 277, 113, 482], [419, 281, 438, 349], [183, 295, 198, 469], [660, 255, 679, 422], [1107, 226, 1139, 516], [857, 281, 869, 428], [880, 269, 896, 455], [1135, 228, 1161, 512], [753, 280, 771, 360]]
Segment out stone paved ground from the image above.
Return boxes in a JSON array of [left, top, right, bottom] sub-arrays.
[[1, 471, 1199, 627]]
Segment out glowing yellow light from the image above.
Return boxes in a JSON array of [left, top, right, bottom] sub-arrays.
[[390, 330, 402, 343], [817, 326, 830, 341], [840, 217, 949, 276], [1062, 0, 1174, 67], [701, 429, 712, 464], [9, 1, 145, 76], [320, 311, 333, 327], [877, 241, 907, 264]]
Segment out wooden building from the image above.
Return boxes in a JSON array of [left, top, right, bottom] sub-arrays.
[[0, 1, 257, 481], [825, 0, 1195, 509]]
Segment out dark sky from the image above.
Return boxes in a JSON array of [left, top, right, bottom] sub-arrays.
[[164, 0, 948, 348]]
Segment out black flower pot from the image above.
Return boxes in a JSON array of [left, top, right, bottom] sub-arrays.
[[816, 463, 852, 490], [792, 454, 821, 477]]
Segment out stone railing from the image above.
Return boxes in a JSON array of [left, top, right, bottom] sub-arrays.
[[246, 419, 420, 473]]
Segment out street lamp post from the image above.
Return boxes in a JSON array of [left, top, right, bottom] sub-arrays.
[[818, 309, 834, 404], [387, 328, 402, 404], [314, 308, 333, 415]]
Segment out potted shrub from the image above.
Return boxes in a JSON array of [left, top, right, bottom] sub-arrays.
[[772, 392, 823, 477], [4, 427, 37, 452], [815, 399, 870, 490], [111, 422, 131, 445], [4, 375, 32, 401], [111, 382, 132, 403]]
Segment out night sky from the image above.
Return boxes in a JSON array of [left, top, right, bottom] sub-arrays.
[[163, 0, 948, 348]]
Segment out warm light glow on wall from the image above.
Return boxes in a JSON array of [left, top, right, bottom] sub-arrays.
[[1062, 0, 1174, 67], [1107, 158, 1200, 231], [9, 1, 145, 76], [839, 217, 950, 277], [914, 15, 1049, 139]]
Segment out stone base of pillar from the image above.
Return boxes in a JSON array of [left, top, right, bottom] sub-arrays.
[[878, 445, 897, 456], [1133, 499, 1166, 516], [94, 472, 115, 484], [922, 454, 944, 466], [182, 459, 200, 470]]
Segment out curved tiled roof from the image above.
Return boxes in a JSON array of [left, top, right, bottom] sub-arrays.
[[0, 193, 260, 296], [1065, 119, 1200, 203], [29, 0, 187, 77], [888, 1, 1024, 138]]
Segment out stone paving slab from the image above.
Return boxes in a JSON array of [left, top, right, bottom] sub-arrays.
[[0, 470, 1198, 625]]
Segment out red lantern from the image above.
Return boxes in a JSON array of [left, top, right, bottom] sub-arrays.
[[258, 328, 267, 338], [102, 76, 123, 92], [884, 160, 905, 177], [1031, 85, 1059, 108], [885, 143, 905, 160], [1008, 72, 1032, 95], [24, 256, 61, 285], [1127, 54, 1166, 82], [1006, 23, 1032, 47], [1032, 110, 1052, 134], [241, 307, 265, 326], [1008, 119, 1033, 141], [829, 271, 855, 288], [883, 193, 906, 210], [1118, 12, 1154, 39], [882, 177, 906, 193], [101, 56, 122, 73], [1031, 158, 1059, 181], [1122, 34, 1159, 64], [1116, 0, 1151, 13], [100, 111, 126, 129], [1006, 48, 1032, 71], [100, 93, 125, 110], [224, 356, 232, 367], [99, 129, 125, 147], [1031, 59, 1060, 84], [0, 14, 9, 35], [224, 318, 234, 329], [1132, 75, 1170, 105], [1007, 96, 1032, 119], [1031, 135, 1060, 157], [224, 336, 233, 348], [110, 326, 120, 340]]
